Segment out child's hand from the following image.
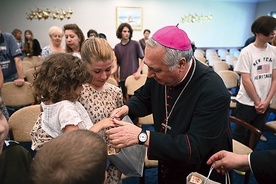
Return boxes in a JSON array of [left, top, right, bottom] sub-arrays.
[[100, 118, 116, 129]]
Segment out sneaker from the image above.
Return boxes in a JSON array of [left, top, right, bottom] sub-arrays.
[[260, 134, 267, 141]]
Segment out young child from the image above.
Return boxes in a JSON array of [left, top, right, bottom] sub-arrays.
[[30, 53, 115, 151], [30, 130, 107, 184]]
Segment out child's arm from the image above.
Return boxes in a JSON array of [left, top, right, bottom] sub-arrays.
[[89, 118, 115, 133]]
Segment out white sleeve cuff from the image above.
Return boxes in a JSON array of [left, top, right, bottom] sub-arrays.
[[248, 153, 253, 173]]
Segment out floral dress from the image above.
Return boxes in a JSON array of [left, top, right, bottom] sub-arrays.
[[78, 83, 124, 184]]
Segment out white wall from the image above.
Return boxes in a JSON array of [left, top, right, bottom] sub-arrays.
[[0, 0, 272, 49]]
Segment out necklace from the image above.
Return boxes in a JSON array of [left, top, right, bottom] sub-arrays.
[[162, 59, 196, 133]]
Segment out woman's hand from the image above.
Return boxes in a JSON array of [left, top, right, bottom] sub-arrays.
[[110, 105, 129, 120]]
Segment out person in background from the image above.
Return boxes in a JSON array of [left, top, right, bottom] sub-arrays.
[[87, 29, 98, 39], [63, 23, 85, 59], [30, 129, 107, 184], [207, 149, 276, 184], [41, 26, 64, 60], [11, 29, 24, 53], [30, 53, 115, 151], [107, 25, 231, 183], [139, 29, 151, 54], [0, 29, 24, 85], [24, 30, 42, 57], [79, 38, 124, 183], [233, 16, 276, 146], [114, 23, 144, 99], [98, 33, 107, 39], [243, 35, 256, 48]]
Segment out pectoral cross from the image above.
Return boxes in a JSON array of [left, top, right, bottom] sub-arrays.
[[162, 119, 171, 133]]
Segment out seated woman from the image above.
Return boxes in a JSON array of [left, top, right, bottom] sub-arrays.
[[24, 29, 42, 57]]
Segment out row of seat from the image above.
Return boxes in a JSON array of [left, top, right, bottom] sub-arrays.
[[22, 56, 42, 83], [194, 48, 239, 68]]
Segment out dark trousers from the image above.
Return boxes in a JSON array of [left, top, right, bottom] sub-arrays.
[[232, 102, 269, 147], [0, 143, 32, 184]]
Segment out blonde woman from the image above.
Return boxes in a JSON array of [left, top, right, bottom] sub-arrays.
[[79, 38, 124, 184], [41, 26, 64, 60]]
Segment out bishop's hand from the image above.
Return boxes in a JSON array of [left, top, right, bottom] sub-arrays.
[[106, 118, 141, 148]]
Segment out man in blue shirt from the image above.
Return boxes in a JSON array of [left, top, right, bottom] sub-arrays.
[[0, 29, 24, 86]]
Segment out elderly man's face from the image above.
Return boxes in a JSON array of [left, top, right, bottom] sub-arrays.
[[144, 46, 184, 86], [0, 99, 8, 155]]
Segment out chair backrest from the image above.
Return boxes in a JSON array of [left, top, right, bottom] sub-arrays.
[[22, 61, 33, 74], [213, 61, 229, 73], [106, 77, 118, 86], [125, 74, 147, 99], [1, 82, 35, 106], [195, 55, 208, 66], [225, 55, 237, 67], [194, 51, 204, 58], [23, 56, 42, 67], [217, 70, 239, 89], [219, 51, 230, 60], [208, 55, 221, 66], [230, 116, 262, 150], [8, 104, 41, 142], [24, 68, 35, 83]]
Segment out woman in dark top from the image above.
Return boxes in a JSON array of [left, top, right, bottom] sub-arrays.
[[24, 30, 42, 57]]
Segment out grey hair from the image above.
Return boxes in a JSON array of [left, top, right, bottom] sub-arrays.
[[147, 38, 193, 71], [48, 26, 63, 36]]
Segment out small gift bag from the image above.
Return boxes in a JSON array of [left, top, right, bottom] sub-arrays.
[[108, 115, 146, 177], [186, 166, 230, 184]]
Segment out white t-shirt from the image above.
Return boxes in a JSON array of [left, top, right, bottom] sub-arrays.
[[41, 100, 93, 138], [234, 43, 276, 106]]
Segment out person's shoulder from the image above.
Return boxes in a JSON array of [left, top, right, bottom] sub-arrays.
[[114, 42, 121, 48], [2, 32, 16, 42], [2, 32, 12, 37], [44, 100, 75, 111], [33, 39, 40, 43], [42, 45, 50, 50], [131, 40, 139, 44], [106, 83, 122, 92], [241, 43, 254, 52]]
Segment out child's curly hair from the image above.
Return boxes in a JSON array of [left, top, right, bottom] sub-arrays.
[[32, 53, 91, 103]]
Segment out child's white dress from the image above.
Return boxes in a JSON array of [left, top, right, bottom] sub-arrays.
[[30, 100, 93, 151]]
